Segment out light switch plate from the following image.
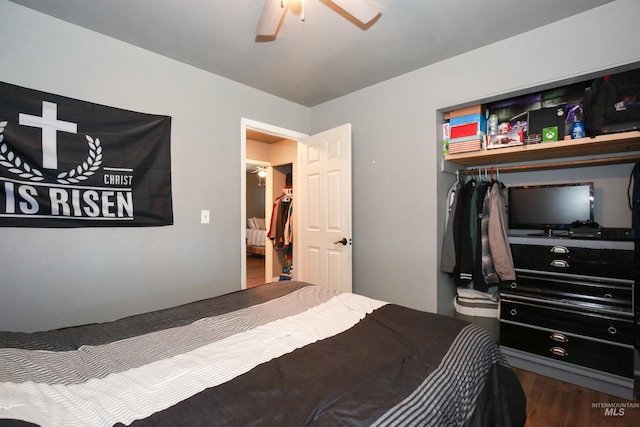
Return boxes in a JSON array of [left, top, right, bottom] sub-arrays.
[[200, 210, 210, 224]]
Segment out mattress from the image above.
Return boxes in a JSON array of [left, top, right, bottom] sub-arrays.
[[0, 281, 526, 426], [246, 227, 267, 247]]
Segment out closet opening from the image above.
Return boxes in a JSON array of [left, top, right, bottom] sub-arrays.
[[269, 165, 294, 282]]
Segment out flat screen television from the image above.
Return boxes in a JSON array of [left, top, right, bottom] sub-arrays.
[[508, 182, 594, 236]]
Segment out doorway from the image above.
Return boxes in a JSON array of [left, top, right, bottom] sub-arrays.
[[241, 119, 353, 293], [241, 119, 307, 290]]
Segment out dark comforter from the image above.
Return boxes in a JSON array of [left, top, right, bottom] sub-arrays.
[[0, 281, 526, 426]]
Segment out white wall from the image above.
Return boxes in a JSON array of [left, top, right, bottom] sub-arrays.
[[310, 0, 640, 314], [0, 1, 309, 332]]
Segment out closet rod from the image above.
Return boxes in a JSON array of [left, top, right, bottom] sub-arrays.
[[458, 153, 640, 175]]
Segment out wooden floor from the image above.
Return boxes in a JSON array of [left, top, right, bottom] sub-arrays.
[[513, 368, 638, 426], [246, 254, 266, 288]]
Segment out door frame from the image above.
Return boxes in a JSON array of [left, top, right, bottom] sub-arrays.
[[240, 118, 307, 289]]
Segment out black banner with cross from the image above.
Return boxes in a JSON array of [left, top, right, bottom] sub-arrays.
[[0, 82, 173, 227]]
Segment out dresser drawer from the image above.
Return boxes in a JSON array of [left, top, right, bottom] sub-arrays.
[[499, 274, 632, 314], [510, 243, 634, 280], [500, 322, 633, 378], [500, 299, 634, 344]]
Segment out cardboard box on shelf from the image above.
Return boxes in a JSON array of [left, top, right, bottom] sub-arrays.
[[449, 113, 487, 139], [443, 105, 485, 120], [448, 136, 484, 153], [451, 122, 484, 139]]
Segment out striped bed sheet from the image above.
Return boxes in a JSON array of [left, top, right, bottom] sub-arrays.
[[0, 281, 526, 426]]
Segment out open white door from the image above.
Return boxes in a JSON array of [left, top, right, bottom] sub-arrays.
[[296, 124, 352, 293]]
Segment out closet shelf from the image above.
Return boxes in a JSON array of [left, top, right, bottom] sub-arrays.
[[458, 154, 640, 175], [444, 130, 640, 168]]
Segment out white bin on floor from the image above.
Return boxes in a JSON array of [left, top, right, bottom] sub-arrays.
[[453, 288, 500, 342]]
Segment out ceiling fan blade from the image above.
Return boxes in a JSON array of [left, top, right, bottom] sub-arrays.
[[255, 0, 287, 36], [330, 0, 382, 24]]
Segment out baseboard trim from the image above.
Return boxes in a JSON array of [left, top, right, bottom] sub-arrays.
[[501, 346, 634, 400]]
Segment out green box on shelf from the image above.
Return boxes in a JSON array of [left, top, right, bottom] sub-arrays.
[[542, 126, 559, 142]]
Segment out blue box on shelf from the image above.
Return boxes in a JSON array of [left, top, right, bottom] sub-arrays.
[[449, 113, 487, 137]]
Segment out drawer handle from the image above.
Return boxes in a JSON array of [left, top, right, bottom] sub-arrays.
[[604, 293, 613, 299], [510, 282, 517, 289], [550, 246, 569, 254], [550, 333, 568, 343], [608, 326, 617, 335], [510, 308, 517, 316], [550, 260, 569, 268], [550, 347, 568, 357]]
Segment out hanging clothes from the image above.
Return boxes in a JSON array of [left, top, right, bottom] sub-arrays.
[[268, 188, 293, 249], [630, 160, 639, 238], [487, 181, 515, 282], [629, 162, 639, 313], [453, 178, 476, 284], [283, 202, 293, 247], [481, 181, 500, 285], [472, 180, 490, 291], [447, 170, 515, 289], [440, 179, 462, 274]]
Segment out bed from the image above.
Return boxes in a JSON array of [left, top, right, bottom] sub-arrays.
[[246, 217, 267, 256], [0, 281, 526, 426]]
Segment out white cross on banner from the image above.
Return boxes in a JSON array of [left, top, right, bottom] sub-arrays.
[[0, 81, 173, 228], [19, 101, 78, 169]]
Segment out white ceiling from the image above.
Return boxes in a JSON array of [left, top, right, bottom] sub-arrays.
[[9, 0, 614, 107]]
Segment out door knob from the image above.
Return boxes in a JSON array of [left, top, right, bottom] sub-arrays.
[[334, 237, 348, 245]]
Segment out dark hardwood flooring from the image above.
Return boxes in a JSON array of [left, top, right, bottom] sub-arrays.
[[246, 254, 266, 288], [513, 368, 638, 427]]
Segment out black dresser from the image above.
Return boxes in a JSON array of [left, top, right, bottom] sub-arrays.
[[499, 236, 635, 399]]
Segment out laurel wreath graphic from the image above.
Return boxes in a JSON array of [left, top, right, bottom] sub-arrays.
[[56, 135, 103, 184], [0, 121, 45, 182], [0, 121, 103, 184]]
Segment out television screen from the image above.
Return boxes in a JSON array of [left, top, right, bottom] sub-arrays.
[[508, 182, 594, 235]]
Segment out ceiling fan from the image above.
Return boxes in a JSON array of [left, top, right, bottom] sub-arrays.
[[250, 166, 268, 186], [251, 166, 268, 177], [256, 0, 382, 37]]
